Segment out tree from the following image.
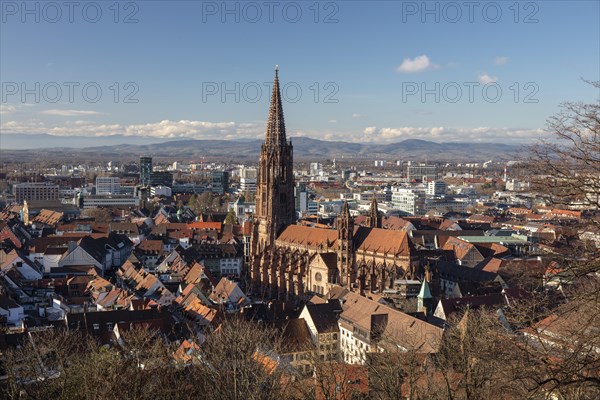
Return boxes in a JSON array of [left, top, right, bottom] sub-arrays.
[[225, 210, 238, 225], [81, 207, 113, 222], [197, 192, 215, 212], [529, 81, 600, 213], [184, 318, 289, 400], [187, 194, 197, 208]]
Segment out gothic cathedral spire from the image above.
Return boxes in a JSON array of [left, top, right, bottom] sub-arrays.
[[366, 196, 381, 228], [251, 67, 296, 294], [265, 65, 287, 148]]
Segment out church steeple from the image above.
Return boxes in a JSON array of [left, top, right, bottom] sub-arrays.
[[251, 67, 295, 294], [338, 200, 353, 235], [417, 279, 432, 315], [265, 66, 287, 148]]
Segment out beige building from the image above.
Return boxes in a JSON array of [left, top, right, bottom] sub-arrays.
[[339, 291, 443, 365]]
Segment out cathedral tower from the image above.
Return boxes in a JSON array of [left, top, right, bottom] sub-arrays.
[[251, 67, 295, 292]]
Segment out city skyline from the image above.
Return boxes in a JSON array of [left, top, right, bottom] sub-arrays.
[[1, 1, 599, 147], [2, 2, 600, 398]]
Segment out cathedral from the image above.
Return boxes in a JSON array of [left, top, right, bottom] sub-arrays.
[[250, 68, 418, 301]]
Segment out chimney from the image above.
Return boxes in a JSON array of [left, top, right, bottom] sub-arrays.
[[68, 241, 77, 253]]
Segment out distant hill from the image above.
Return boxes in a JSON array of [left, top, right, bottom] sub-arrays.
[[0, 133, 173, 149], [0, 134, 523, 161]]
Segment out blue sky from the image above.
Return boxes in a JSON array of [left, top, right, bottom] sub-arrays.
[[1, 0, 599, 144]]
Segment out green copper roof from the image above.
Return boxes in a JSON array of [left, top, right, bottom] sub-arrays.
[[418, 279, 432, 299]]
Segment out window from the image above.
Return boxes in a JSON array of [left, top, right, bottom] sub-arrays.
[[93, 323, 100, 330]]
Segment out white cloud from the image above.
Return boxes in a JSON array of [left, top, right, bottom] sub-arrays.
[[494, 56, 508, 65], [397, 55, 439, 73], [123, 120, 239, 138], [478, 73, 498, 84], [329, 119, 337, 123], [41, 109, 102, 117], [363, 126, 377, 135], [0, 119, 544, 145], [352, 113, 362, 119], [0, 105, 18, 115], [0, 119, 264, 140], [356, 126, 543, 143]]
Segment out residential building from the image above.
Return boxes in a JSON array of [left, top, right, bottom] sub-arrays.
[[339, 291, 443, 364], [299, 300, 341, 361], [0, 293, 25, 327], [209, 277, 247, 309]]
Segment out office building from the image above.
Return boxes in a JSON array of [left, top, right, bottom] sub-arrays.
[[407, 163, 438, 182], [212, 171, 230, 195], [427, 180, 447, 196], [96, 176, 121, 195], [150, 171, 173, 187], [13, 183, 60, 203], [139, 156, 153, 186], [239, 167, 257, 193], [391, 187, 426, 215]]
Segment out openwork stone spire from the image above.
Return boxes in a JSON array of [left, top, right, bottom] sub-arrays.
[[251, 66, 296, 296], [265, 66, 287, 147], [367, 196, 380, 228]]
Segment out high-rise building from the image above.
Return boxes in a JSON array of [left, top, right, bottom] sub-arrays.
[[96, 176, 121, 195], [294, 182, 308, 215], [139, 156, 152, 186], [212, 171, 230, 195], [309, 162, 322, 176], [239, 167, 257, 193]]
